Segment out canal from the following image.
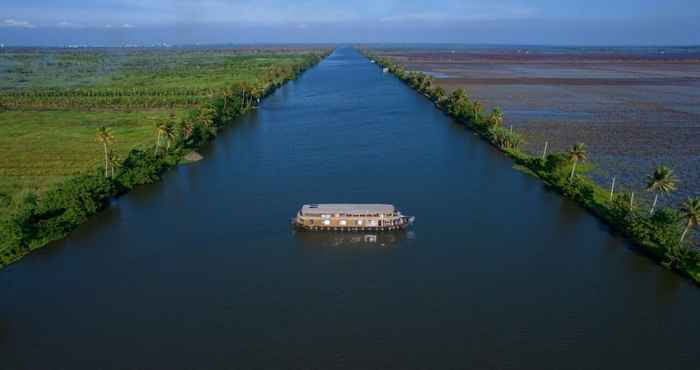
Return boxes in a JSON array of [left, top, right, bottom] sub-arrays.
[[2, 47, 699, 369]]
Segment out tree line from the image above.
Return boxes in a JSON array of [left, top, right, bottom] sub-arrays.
[[365, 51, 700, 283], [0, 51, 330, 269]]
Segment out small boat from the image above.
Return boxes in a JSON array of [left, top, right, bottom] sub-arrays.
[[382, 67, 389, 73], [292, 204, 414, 231]]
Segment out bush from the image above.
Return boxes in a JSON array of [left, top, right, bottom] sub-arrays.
[[116, 149, 168, 189], [0, 50, 330, 270], [365, 49, 700, 283]]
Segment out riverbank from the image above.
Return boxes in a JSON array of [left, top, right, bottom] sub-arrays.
[[4, 46, 700, 370], [0, 49, 331, 269], [368, 47, 700, 205], [362, 49, 700, 284]]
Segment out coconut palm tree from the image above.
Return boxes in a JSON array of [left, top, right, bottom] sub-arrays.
[[431, 86, 446, 102], [568, 143, 587, 181], [222, 88, 233, 111], [154, 120, 168, 155], [107, 151, 120, 178], [645, 165, 678, 215], [197, 105, 217, 129], [487, 108, 504, 126], [163, 122, 177, 151], [181, 120, 194, 140], [679, 197, 700, 243], [472, 100, 482, 122], [96, 126, 114, 178]]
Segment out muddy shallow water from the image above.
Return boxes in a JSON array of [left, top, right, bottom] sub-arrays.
[[374, 47, 700, 205]]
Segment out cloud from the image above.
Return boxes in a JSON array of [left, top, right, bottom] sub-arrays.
[[1, 19, 35, 28], [56, 21, 84, 29], [103, 24, 135, 29], [379, 6, 536, 23]]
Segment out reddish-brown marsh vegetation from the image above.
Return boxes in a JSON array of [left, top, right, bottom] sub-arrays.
[[372, 47, 700, 204]]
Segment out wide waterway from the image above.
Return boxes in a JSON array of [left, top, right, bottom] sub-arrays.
[[2, 48, 699, 370]]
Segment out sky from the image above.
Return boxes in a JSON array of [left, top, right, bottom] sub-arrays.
[[1, 0, 699, 46]]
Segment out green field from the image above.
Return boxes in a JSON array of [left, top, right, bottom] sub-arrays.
[[0, 47, 325, 205], [1, 48, 318, 109], [0, 110, 179, 197]]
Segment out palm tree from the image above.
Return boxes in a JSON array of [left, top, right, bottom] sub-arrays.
[[107, 151, 120, 178], [487, 108, 504, 126], [181, 120, 194, 140], [568, 143, 587, 181], [96, 126, 114, 178], [197, 105, 216, 130], [472, 100, 482, 122], [222, 88, 233, 111], [679, 197, 700, 243], [645, 165, 678, 215], [432, 86, 446, 102], [238, 82, 250, 107], [154, 120, 168, 155], [163, 122, 177, 151]]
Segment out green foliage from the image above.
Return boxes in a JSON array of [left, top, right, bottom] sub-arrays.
[[487, 125, 523, 151], [0, 49, 327, 110], [364, 49, 700, 284], [0, 48, 331, 269]]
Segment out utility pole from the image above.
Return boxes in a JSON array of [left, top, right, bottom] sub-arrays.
[[542, 141, 548, 160], [609, 176, 616, 201]]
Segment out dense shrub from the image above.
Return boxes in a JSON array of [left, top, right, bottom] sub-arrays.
[[365, 50, 700, 283], [0, 50, 330, 269]]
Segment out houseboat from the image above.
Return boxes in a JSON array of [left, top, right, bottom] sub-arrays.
[[292, 204, 414, 231]]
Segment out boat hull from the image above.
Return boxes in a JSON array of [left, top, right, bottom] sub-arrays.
[[292, 216, 414, 232]]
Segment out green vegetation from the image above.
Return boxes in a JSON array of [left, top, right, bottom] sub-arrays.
[[365, 51, 700, 284], [0, 47, 331, 269], [0, 49, 318, 110], [0, 110, 176, 197], [646, 165, 677, 216]]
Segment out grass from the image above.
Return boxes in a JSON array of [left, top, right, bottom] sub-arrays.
[[1, 49, 317, 110], [0, 110, 181, 198], [0, 48, 330, 268], [0, 47, 326, 205]]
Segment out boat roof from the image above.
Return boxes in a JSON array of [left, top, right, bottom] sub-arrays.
[[302, 204, 395, 214]]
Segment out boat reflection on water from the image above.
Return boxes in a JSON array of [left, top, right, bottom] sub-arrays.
[[294, 230, 415, 248]]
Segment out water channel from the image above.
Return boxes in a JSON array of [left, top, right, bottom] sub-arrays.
[[2, 47, 699, 370]]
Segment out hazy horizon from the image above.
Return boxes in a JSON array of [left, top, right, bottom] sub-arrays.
[[2, 0, 699, 47]]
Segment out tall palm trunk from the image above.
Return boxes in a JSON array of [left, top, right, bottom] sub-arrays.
[[569, 160, 577, 181], [103, 142, 109, 178], [650, 193, 659, 215], [154, 132, 161, 155], [680, 219, 692, 243]]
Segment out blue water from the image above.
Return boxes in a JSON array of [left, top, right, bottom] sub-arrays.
[[1, 47, 699, 370]]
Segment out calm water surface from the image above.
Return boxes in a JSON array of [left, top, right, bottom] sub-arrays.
[[2, 48, 699, 370]]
